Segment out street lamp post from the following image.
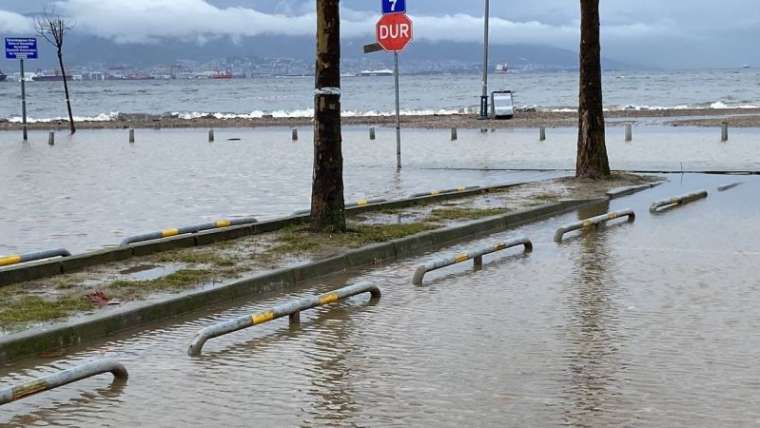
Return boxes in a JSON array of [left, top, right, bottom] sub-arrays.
[[479, 0, 490, 119]]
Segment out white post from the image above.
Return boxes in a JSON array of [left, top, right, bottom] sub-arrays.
[[394, 51, 402, 170]]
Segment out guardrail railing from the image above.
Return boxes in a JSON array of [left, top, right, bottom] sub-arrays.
[[0, 248, 71, 268], [188, 282, 382, 356], [292, 199, 388, 216], [411, 186, 480, 198], [120, 217, 258, 246], [412, 238, 533, 285], [649, 191, 708, 214], [554, 209, 636, 243], [717, 182, 742, 192], [0, 359, 128, 405]]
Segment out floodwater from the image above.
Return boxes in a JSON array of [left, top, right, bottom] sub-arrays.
[[1, 174, 758, 427], [1, 126, 758, 254]]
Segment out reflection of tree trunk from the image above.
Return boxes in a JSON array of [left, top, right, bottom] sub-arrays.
[[576, 0, 610, 178], [310, 0, 346, 232], [563, 200, 623, 423], [57, 50, 75, 134]]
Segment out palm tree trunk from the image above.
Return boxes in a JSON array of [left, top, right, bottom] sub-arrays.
[[57, 50, 76, 134], [310, 0, 346, 232], [576, 0, 609, 178]]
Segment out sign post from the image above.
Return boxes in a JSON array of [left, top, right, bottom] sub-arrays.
[[376, 10, 413, 170], [5, 37, 38, 142]]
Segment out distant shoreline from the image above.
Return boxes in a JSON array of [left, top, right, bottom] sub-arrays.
[[2, 108, 760, 131]]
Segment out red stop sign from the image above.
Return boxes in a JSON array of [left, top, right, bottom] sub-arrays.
[[376, 13, 414, 52]]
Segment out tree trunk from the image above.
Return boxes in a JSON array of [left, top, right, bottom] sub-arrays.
[[576, 0, 609, 178], [57, 50, 76, 134], [310, 0, 346, 232]]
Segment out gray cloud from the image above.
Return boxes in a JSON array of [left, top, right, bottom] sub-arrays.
[[0, 0, 758, 68]]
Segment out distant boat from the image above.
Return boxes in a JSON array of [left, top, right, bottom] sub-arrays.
[[359, 69, 393, 77], [33, 74, 66, 82], [212, 71, 233, 80], [495, 63, 509, 74], [0, 70, 7, 82], [742, 65, 751, 69]]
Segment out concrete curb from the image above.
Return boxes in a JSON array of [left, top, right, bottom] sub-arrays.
[[0, 199, 598, 363], [0, 182, 531, 287]]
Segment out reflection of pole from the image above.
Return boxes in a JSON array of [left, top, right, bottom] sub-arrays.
[[20, 59, 28, 141], [394, 51, 401, 170], [479, 0, 490, 119]]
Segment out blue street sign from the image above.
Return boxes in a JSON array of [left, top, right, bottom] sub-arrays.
[[5, 37, 38, 60], [382, 0, 406, 14]]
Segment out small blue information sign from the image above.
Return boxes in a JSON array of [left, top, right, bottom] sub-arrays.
[[5, 37, 38, 60], [382, 0, 406, 14]]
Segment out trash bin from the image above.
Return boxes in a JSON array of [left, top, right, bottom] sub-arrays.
[[490, 90, 514, 119]]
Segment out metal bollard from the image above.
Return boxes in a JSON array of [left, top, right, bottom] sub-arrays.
[[721, 122, 728, 142], [208, 129, 215, 142], [0, 359, 128, 405], [539, 127, 546, 141], [48, 132, 55, 146], [292, 128, 298, 141], [625, 124, 633, 142], [129, 129, 135, 143], [412, 238, 533, 285], [369, 127, 376, 140], [451, 128, 458, 141], [188, 282, 381, 356], [554, 210, 636, 243]]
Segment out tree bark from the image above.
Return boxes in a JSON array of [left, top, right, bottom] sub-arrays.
[[57, 50, 76, 134], [310, 0, 346, 232], [576, 0, 610, 178]]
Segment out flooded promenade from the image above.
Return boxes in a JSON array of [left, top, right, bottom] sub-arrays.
[[1, 125, 758, 254], [1, 174, 758, 427]]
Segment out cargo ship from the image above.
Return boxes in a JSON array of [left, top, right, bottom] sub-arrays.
[[32, 73, 66, 82]]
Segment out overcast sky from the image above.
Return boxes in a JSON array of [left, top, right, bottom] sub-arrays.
[[1, 0, 758, 68]]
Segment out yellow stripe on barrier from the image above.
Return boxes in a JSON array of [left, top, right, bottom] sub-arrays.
[[0, 255, 23, 267], [161, 228, 180, 238], [252, 311, 275, 325], [356, 199, 369, 207], [494, 244, 507, 251], [319, 293, 339, 305], [12, 380, 48, 401], [582, 220, 594, 228], [215, 219, 231, 228], [457, 186, 466, 192], [455, 253, 470, 263], [430, 191, 441, 196]]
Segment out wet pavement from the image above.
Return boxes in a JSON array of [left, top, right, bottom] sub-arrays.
[[1, 173, 758, 427], [1, 125, 758, 254]]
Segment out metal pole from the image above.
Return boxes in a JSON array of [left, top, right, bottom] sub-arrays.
[[479, 0, 490, 119], [20, 59, 28, 141], [394, 51, 401, 170]]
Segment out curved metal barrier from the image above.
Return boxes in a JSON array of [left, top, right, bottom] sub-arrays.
[[293, 199, 387, 216], [0, 248, 71, 268], [649, 191, 708, 214], [411, 186, 480, 198], [718, 182, 742, 192], [0, 359, 128, 405], [188, 282, 382, 356], [120, 217, 258, 246], [412, 238, 533, 286], [554, 209, 636, 243]]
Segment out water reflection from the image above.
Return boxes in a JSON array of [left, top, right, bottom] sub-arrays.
[[562, 201, 625, 426]]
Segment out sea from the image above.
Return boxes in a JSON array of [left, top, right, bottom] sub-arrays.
[[1, 69, 759, 122]]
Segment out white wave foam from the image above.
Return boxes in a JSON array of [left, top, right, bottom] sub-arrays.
[[6, 112, 120, 123]]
